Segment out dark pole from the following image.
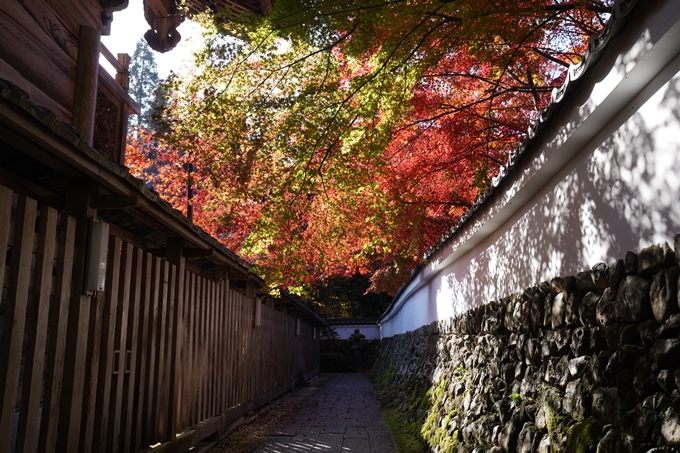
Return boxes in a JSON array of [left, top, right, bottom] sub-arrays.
[[185, 161, 193, 223]]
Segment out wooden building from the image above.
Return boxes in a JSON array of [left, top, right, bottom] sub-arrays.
[[144, 0, 274, 52], [0, 0, 323, 452]]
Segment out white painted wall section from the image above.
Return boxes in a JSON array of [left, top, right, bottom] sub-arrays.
[[380, 0, 680, 338], [332, 325, 381, 340]]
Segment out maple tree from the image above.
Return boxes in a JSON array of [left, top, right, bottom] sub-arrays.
[[136, 0, 613, 296]]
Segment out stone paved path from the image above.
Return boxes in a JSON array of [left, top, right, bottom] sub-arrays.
[[254, 374, 395, 453]]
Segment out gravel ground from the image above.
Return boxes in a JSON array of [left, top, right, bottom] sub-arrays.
[[205, 376, 331, 453]]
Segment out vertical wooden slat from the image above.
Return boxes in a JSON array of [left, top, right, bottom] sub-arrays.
[[204, 281, 212, 418], [199, 276, 206, 422], [237, 294, 244, 405], [239, 295, 245, 403], [165, 238, 184, 438], [194, 277, 205, 424], [226, 289, 234, 409], [0, 195, 37, 449], [219, 280, 228, 412], [123, 247, 144, 453], [247, 296, 252, 400], [199, 278, 210, 421], [158, 261, 176, 441], [179, 270, 189, 430], [209, 281, 216, 416], [243, 297, 249, 401], [214, 281, 222, 415], [82, 266, 107, 452], [109, 241, 133, 452], [232, 293, 239, 406], [59, 182, 96, 453], [132, 251, 152, 453], [91, 235, 122, 451], [143, 256, 161, 448], [15, 205, 58, 453], [0, 186, 11, 299], [185, 273, 195, 427], [39, 213, 76, 453], [153, 260, 170, 443]]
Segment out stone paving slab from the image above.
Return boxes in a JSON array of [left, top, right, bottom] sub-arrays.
[[254, 375, 396, 453]]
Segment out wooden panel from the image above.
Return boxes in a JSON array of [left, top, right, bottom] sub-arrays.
[[165, 238, 184, 439], [0, 186, 11, 312], [81, 276, 102, 452], [58, 182, 94, 453], [0, 0, 77, 121], [218, 281, 227, 413], [39, 213, 76, 453], [143, 256, 161, 449], [225, 288, 234, 409], [122, 247, 143, 453], [108, 241, 132, 453], [208, 281, 216, 417], [183, 271, 195, 428], [91, 235, 122, 451], [0, 195, 37, 449], [131, 251, 152, 453], [156, 261, 173, 441], [150, 259, 169, 445], [197, 277, 206, 421], [15, 205, 57, 453]]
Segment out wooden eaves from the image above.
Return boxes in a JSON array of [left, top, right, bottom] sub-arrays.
[[142, 0, 273, 52], [260, 290, 327, 327], [0, 77, 262, 283]]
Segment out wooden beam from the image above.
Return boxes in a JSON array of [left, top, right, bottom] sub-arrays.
[[115, 53, 131, 91], [0, 167, 62, 208], [72, 26, 101, 144], [58, 180, 96, 452], [98, 67, 140, 114], [0, 98, 257, 276], [227, 271, 248, 281], [165, 237, 185, 441], [91, 194, 139, 209], [0, 196, 37, 447], [100, 43, 124, 73], [104, 221, 156, 251], [183, 247, 214, 258]]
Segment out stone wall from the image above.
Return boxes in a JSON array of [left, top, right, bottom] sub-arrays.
[[375, 238, 680, 452]]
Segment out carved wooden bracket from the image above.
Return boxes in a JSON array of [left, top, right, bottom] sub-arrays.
[[143, 0, 185, 53]]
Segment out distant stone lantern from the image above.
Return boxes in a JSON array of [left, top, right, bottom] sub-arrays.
[[349, 329, 366, 368], [349, 328, 365, 342]]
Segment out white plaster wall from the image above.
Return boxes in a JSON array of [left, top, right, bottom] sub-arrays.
[[332, 325, 381, 340], [380, 0, 680, 338]]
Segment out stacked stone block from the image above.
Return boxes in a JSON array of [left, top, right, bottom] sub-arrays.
[[376, 237, 680, 452]]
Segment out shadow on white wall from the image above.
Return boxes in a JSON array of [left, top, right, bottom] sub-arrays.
[[431, 72, 680, 321]]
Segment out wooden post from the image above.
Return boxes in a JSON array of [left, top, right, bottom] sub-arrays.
[[73, 26, 101, 144], [116, 53, 131, 91], [254, 298, 262, 327], [165, 238, 185, 439], [38, 214, 76, 453], [15, 206, 58, 453], [245, 281, 256, 300], [57, 180, 96, 453], [0, 196, 37, 449]]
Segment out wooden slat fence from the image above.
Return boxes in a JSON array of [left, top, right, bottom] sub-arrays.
[[0, 184, 320, 453]]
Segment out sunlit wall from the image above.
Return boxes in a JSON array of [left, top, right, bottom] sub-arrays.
[[332, 325, 381, 340], [380, 0, 680, 338]]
